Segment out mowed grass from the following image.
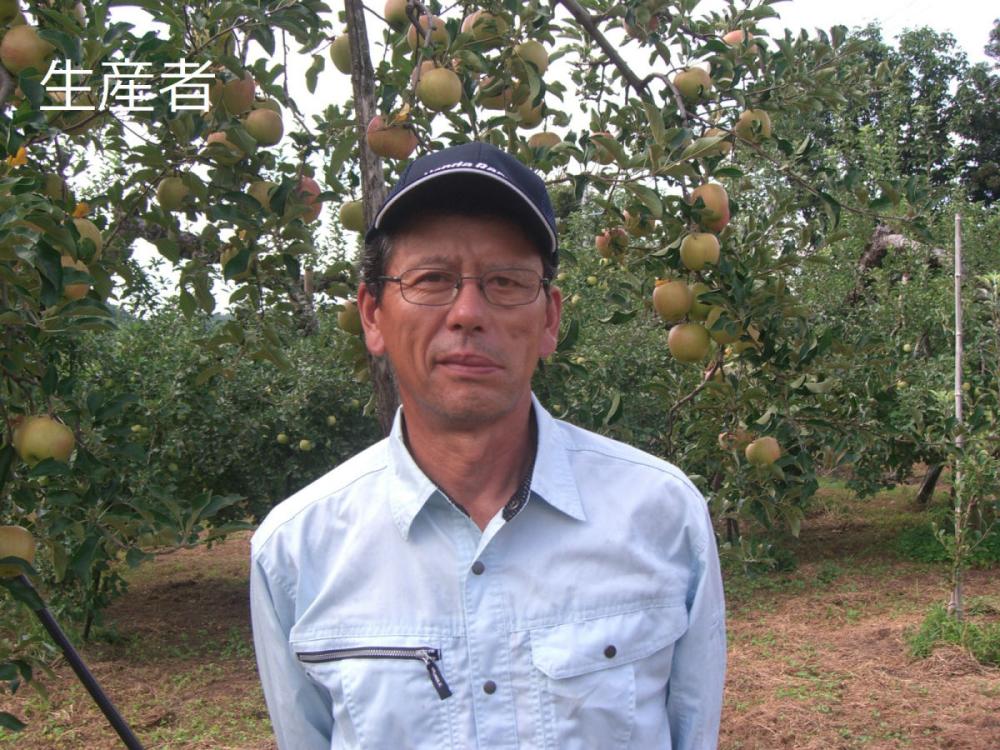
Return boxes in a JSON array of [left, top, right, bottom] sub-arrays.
[[2, 480, 998, 749]]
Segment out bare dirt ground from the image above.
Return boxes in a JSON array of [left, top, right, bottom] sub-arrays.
[[2, 487, 998, 749]]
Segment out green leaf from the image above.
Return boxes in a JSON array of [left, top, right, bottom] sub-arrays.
[[680, 135, 726, 161], [642, 101, 666, 147], [599, 309, 637, 324], [178, 289, 197, 318], [603, 391, 623, 426], [306, 54, 324, 94], [557, 318, 579, 352], [623, 183, 663, 218]]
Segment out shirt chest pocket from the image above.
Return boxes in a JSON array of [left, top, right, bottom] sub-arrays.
[[292, 636, 457, 750], [529, 605, 688, 750]]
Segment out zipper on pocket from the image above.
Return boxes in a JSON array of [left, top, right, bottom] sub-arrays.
[[296, 646, 452, 700]]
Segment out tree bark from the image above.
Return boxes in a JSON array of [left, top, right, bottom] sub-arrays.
[[915, 463, 943, 506], [345, 0, 397, 436]]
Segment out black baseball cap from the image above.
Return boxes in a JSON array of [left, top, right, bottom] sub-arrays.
[[367, 141, 558, 262]]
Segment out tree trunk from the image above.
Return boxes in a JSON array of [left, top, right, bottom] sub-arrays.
[[345, 0, 397, 436], [915, 463, 943, 506]]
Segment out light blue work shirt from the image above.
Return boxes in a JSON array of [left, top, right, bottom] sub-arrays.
[[250, 394, 726, 749]]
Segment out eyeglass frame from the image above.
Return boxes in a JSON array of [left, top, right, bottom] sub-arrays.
[[378, 267, 553, 307]]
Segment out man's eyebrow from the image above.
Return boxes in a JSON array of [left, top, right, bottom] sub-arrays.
[[406, 254, 458, 267]]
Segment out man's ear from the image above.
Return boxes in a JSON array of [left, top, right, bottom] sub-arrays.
[[538, 284, 563, 359], [357, 282, 386, 357]]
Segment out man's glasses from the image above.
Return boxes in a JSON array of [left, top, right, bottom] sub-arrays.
[[379, 268, 550, 307]]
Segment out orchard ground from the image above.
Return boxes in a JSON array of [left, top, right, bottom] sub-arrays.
[[1, 482, 998, 750]]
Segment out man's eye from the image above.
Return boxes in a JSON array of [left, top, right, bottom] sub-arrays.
[[409, 271, 453, 286], [487, 273, 528, 288]]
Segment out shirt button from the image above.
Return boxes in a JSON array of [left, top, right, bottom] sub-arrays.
[[483, 680, 497, 695], [604, 645, 617, 659], [471, 561, 485, 575]]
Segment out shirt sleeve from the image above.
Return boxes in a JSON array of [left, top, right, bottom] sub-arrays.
[[250, 551, 334, 750], [665, 497, 727, 750]]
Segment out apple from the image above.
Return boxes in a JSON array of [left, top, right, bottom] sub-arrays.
[[680, 232, 720, 271], [673, 67, 712, 102], [292, 176, 322, 223], [528, 131, 561, 149], [688, 282, 712, 320], [41, 173, 70, 202], [410, 59, 436, 88], [73, 217, 103, 259], [0, 0, 20, 24], [276, 432, 289, 444], [594, 227, 627, 258], [326, 415, 338, 427], [156, 176, 190, 212], [590, 131, 615, 165], [623, 210, 655, 237], [14, 415, 75, 465], [702, 127, 733, 157], [204, 131, 246, 163], [221, 73, 255, 115], [477, 76, 520, 110], [298, 439, 314, 452], [902, 343, 912, 353], [734, 108, 772, 142], [689, 183, 730, 232], [406, 15, 449, 50], [248, 180, 277, 212], [652, 279, 693, 321], [511, 98, 544, 129], [745, 436, 781, 466], [514, 40, 549, 75], [705, 306, 742, 344], [0, 526, 35, 579], [0, 25, 55, 75], [462, 11, 508, 43], [416, 67, 462, 112], [330, 33, 351, 74], [338, 301, 363, 334], [60, 254, 90, 300], [339, 200, 365, 232], [585, 275, 598, 286], [244, 108, 284, 146], [384, 0, 408, 31], [667, 323, 711, 363], [722, 30, 755, 47], [366, 115, 418, 160]]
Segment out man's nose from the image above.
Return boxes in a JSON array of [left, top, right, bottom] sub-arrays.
[[445, 277, 490, 328]]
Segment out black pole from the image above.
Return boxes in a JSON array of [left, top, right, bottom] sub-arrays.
[[17, 575, 145, 750]]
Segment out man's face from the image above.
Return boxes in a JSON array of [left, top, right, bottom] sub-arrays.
[[358, 213, 562, 431]]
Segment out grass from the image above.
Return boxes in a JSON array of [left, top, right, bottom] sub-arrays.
[[906, 598, 1000, 665]]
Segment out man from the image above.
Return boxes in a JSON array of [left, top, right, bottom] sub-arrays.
[[250, 141, 726, 750]]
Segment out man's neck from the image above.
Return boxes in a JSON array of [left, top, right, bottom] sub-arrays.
[[401, 399, 536, 530]]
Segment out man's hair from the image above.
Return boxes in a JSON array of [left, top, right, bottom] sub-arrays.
[[361, 203, 558, 304]]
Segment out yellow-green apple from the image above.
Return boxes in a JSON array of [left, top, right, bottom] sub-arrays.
[[667, 322, 711, 362], [244, 108, 283, 146], [0, 25, 55, 75], [689, 182, 730, 232], [680, 232, 720, 270], [734, 108, 771, 142], [338, 301, 363, 335], [514, 40, 548, 74], [0, 526, 35, 578], [406, 15, 449, 50], [672, 67, 712, 102], [384, 0, 408, 30], [248, 180, 276, 212], [688, 282, 712, 320], [652, 279, 693, 321], [330, 33, 351, 74], [13, 415, 75, 465], [339, 200, 365, 232], [705, 306, 742, 344], [156, 176, 190, 211], [745, 436, 781, 466], [528, 131, 561, 149], [416, 67, 462, 111]]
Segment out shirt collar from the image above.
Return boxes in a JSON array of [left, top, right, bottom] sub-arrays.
[[385, 393, 586, 540]]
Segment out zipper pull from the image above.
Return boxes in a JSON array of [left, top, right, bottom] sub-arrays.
[[420, 650, 452, 700]]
